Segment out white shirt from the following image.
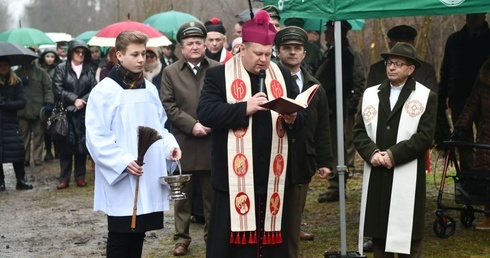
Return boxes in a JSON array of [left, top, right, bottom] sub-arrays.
[[188, 62, 201, 75], [389, 83, 404, 110]]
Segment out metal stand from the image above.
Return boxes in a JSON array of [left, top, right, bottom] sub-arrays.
[[324, 21, 366, 258]]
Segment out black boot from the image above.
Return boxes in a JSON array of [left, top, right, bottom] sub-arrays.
[[0, 181, 5, 191], [44, 152, 54, 161], [16, 179, 33, 190]]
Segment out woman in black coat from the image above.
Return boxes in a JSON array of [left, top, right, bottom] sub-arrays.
[[52, 40, 97, 189], [0, 58, 33, 191]]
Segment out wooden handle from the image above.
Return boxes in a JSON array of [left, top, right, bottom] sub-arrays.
[[130, 176, 140, 231]]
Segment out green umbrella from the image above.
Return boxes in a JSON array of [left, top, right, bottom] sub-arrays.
[[143, 10, 200, 40], [75, 30, 99, 44], [0, 27, 55, 47]]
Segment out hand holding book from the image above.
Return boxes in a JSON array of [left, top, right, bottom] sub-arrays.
[[259, 84, 320, 114]]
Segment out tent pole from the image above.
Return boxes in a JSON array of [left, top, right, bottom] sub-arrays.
[[334, 21, 348, 256]]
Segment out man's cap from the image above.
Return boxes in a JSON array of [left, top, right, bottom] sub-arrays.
[[56, 41, 68, 48], [387, 25, 418, 41], [325, 20, 352, 31], [381, 42, 421, 68], [284, 18, 305, 28], [275, 26, 308, 46], [242, 10, 277, 46], [261, 5, 280, 21], [176, 21, 207, 43], [204, 17, 226, 35]]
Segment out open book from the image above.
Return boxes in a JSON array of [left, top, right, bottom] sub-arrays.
[[260, 84, 320, 114]]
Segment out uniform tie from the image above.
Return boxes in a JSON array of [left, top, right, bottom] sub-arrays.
[[292, 74, 300, 92]]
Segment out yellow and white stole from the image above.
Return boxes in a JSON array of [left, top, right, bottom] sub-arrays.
[[225, 55, 288, 245], [358, 82, 430, 255]]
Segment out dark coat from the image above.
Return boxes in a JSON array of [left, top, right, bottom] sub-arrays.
[[455, 58, 490, 169], [150, 67, 163, 93], [52, 40, 97, 153], [438, 22, 490, 112], [161, 56, 221, 172], [287, 67, 333, 185], [0, 78, 26, 163], [353, 77, 437, 240], [367, 59, 438, 93], [16, 63, 54, 120], [197, 64, 308, 194], [314, 42, 354, 113]]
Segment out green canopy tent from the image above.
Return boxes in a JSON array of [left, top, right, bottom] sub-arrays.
[[264, 1, 490, 257], [264, 0, 490, 20]]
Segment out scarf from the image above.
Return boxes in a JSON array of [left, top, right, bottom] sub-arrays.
[[205, 49, 221, 62], [108, 63, 145, 90]]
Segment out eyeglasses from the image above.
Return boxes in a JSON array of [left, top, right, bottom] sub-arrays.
[[385, 60, 409, 68], [146, 54, 156, 59], [74, 49, 86, 55]]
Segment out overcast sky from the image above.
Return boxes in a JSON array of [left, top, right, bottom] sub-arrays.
[[8, 0, 30, 28]]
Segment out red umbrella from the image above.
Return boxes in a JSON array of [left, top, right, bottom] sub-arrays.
[[88, 20, 172, 47]]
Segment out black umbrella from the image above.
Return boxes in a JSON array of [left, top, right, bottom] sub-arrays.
[[0, 42, 38, 66]]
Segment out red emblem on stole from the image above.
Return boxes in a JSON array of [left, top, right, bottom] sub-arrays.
[[233, 127, 247, 138], [233, 153, 249, 176], [270, 79, 284, 99], [235, 192, 251, 215], [272, 154, 284, 177], [269, 192, 281, 215], [275, 117, 285, 138], [231, 79, 246, 101]]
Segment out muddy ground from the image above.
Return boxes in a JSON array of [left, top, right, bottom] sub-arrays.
[[2, 153, 489, 258], [0, 159, 206, 258]]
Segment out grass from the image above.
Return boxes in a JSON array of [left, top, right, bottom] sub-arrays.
[[296, 151, 490, 258], [143, 150, 490, 257]]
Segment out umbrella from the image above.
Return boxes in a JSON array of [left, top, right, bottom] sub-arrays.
[[45, 32, 73, 43], [75, 30, 99, 44], [0, 28, 55, 47], [0, 42, 39, 66], [88, 20, 172, 47], [143, 10, 200, 40]]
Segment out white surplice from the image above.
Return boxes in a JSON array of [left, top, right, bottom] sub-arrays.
[[86, 78, 179, 217]]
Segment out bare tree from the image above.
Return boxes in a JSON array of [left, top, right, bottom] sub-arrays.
[[0, 0, 12, 31], [347, 15, 467, 82]]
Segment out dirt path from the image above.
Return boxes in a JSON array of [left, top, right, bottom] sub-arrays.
[[0, 160, 206, 258]]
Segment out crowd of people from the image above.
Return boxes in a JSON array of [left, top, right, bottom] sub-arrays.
[[0, 5, 489, 258]]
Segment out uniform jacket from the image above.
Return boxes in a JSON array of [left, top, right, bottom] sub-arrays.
[[353, 77, 437, 240], [455, 58, 490, 169], [439, 22, 490, 112], [52, 40, 97, 153], [161, 56, 221, 172], [287, 67, 333, 185], [314, 41, 354, 113], [197, 64, 308, 194], [367, 59, 438, 93], [16, 63, 54, 120], [0, 78, 26, 163]]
